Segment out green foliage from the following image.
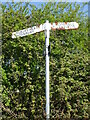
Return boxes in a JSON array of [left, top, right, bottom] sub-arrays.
[[1, 2, 89, 120]]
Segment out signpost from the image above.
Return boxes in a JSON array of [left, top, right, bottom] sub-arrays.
[[12, 20, 79, 119]]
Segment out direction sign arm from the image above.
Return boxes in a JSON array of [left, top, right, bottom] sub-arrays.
[[51, 22, 79, 30], [12, 23, 46, 38]]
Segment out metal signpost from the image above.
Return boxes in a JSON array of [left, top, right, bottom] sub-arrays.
[[12, 20, 79, 119]]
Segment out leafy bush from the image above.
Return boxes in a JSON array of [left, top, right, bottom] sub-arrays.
[[1, 2, 89, 120]]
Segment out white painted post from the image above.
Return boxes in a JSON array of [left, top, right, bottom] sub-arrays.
[[12, 20, 79, 120], [45, 20, 50, 119]]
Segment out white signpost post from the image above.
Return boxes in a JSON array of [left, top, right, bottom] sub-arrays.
[[12, 20, 79, 119]]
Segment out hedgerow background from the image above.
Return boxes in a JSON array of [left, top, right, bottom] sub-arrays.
[[0, 2, 90, 120]]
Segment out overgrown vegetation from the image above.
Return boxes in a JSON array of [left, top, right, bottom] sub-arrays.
[[1, 2, 90, 120]]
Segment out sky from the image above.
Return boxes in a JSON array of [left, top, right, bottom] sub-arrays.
[[1, 0, 88, 14], [0, 0, 90, 2], [1, 0, 89, 17]]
